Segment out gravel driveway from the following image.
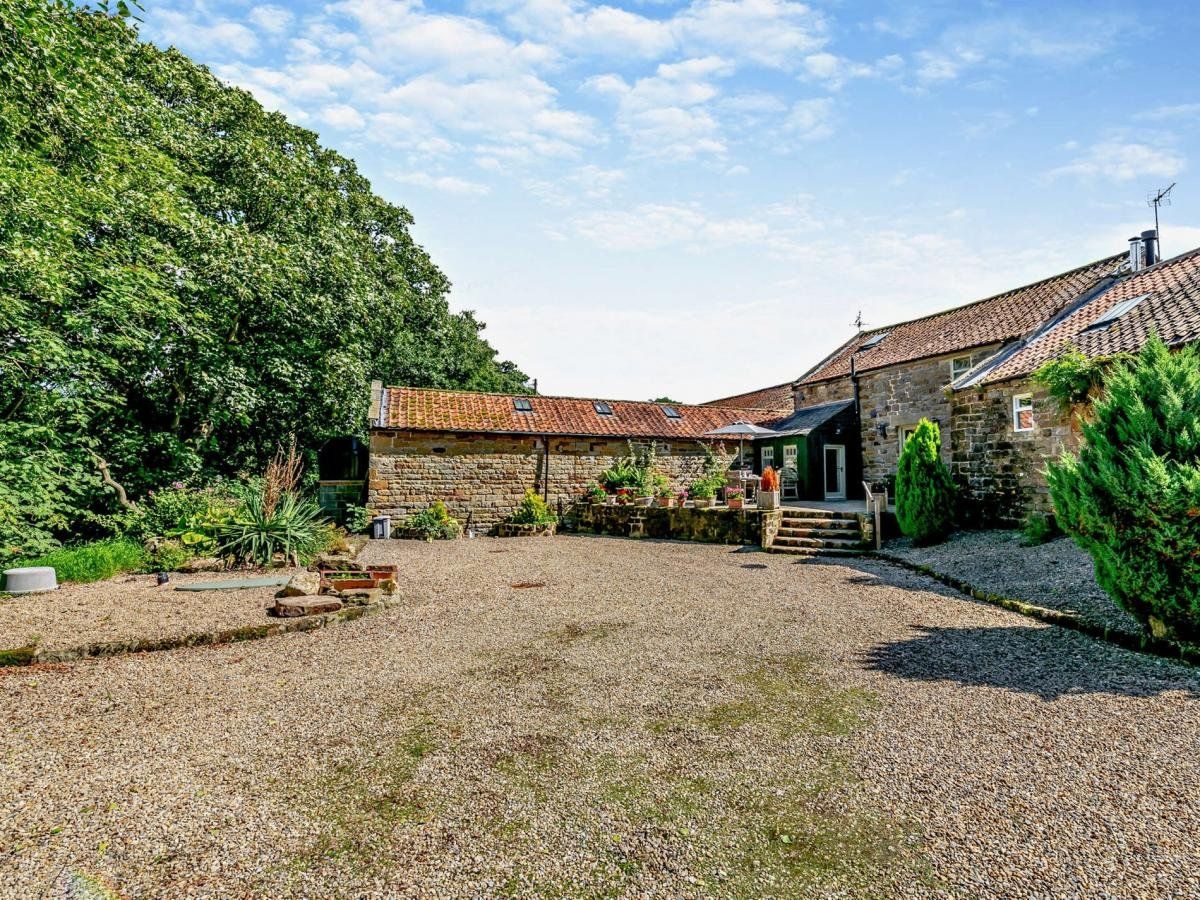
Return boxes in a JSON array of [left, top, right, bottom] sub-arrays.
[[1, 536, 1197, 897], [885, 529, 1142, 636]]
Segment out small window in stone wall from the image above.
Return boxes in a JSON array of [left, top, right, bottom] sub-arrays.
[[1012, 394, 1035, 432], [899, 425, 918, 453], [950, 356, 972, 381]]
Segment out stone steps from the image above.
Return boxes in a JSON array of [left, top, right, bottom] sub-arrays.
[[772, 508, 868, 557]]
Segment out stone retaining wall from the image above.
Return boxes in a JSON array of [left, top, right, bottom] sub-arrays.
[[369, 431, 736, 529], [570, 503, 783, 546]]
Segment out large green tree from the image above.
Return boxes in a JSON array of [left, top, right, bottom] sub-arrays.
[[1049, 336, 1200, 644], [0, 0, 529, 556], [895, 418, 955, 546]]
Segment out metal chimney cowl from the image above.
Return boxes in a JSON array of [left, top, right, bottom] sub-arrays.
[[1128, 236, 1143, 272], [1141, 229, 1158, 267]]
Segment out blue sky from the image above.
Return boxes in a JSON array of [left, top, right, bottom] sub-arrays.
[[140, 0, 1200, 402]]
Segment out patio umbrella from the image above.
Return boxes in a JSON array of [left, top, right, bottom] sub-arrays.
[[703, 421, 780, 468]]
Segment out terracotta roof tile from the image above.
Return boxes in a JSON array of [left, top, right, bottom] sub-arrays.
[[976, 246, 1200, 384], [700, 382, 794, 410], [377, 387, 775, 439], [797, 254, 1123, 385]]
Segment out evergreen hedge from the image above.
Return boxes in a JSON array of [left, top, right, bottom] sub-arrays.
[[895, 418, 955, 546], [1048, 336, 1200, 644]]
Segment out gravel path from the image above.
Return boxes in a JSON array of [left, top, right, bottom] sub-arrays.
[[1, 536, 1197, 897], [886, 529, 1142, 636], [0, 568, 299, 652]]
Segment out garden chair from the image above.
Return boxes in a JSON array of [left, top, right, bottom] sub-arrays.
[[780, 465, 799, 500]]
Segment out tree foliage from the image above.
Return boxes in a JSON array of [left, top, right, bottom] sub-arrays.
[[895, 418, 955, 546], [0, 0, 529, 557], [1032, 346, 1125, 411], [1048, 336, 1200, 644]]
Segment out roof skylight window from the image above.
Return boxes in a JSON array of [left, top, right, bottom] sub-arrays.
[[513, 398, 533, 412], [860, 331, 889, 350], [661, 405, 682, 419], [1085, 294, 1149, 330], [594, 401, 614, 415]]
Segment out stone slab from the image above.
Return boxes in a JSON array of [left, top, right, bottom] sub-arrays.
[[175, 577, 291, 592]]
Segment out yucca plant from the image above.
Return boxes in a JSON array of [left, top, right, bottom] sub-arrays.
[[216, 489, 328, 567]]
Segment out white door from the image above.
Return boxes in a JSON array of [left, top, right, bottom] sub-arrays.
[[761, 445, 774, 472], [823, 444, 846, 500]]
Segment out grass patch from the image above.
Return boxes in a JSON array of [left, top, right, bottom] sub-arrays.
[[301, 720, 442, 871], [13, 538, 145, 585]]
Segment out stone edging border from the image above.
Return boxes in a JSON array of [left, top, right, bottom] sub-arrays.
[[872, 550, 1200, 667], [0, 596, 402, 667]]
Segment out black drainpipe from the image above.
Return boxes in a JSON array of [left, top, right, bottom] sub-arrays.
[[543, 435, 552, 503], [850, 352, 864, 496]]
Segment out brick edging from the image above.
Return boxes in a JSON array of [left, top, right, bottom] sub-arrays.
[[0, 596, 402, 668], [872, 550, 1200, 667]]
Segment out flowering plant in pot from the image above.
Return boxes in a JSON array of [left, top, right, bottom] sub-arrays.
[[726, 487, 745, 510], [652, 474, 674, 507], [585, 483, 607, 504], [615, 488, 635, 506], [758, 466, 780, 510], [689, 478, 717, 508]]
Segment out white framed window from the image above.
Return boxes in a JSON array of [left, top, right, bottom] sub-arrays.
[[1012, 394, 1035, 432], [950, 356, 972, 380], [899, 425, 918, 451], [761, 445, 774, 471], [782, 444, 798, 471]]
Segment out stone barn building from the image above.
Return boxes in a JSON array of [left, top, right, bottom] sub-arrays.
[[366, 386, 784, 528]]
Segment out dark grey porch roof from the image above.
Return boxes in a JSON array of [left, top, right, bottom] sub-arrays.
[[761, 399, 854, 437]]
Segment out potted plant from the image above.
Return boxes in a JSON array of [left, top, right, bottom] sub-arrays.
[[585, 482, 607, 505], [651, 473, 673, 507], [726, 487, 745, 510], [689, 478, 716, 508], [758, 466, 780, 510]]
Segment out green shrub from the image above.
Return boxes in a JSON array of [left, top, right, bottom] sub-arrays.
[[146, 539, 193, 573], [507, 489, 558, 525], [19, 539, 146, 584], [1020, 513, 1059, 546], [216, 489, 330, 567], [1048, 335, 1200, 643], [689, 478, 717, 499], [344, 504, 372, 534], [405, 501, 463, 541], [1033, 346, 1126, 411], [895, 418, 955, 546]]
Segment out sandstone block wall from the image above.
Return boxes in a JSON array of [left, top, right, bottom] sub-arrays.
[[857, 346, 1000, 486], [949, 378, 1077, 526], [369, 431, 736, 529], [792, 376, 854, 409]]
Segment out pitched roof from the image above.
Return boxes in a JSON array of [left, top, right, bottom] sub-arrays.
[[374, 386, 774, 439], [766, 399, 855, 436], [796, 254, 1124, 385], [969, 246, 1200, 385], [700, 382, 794, 411]]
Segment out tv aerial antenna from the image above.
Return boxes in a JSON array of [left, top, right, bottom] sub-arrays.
[[1148, 182, 1176, 256], [852, 310, 864, 331]]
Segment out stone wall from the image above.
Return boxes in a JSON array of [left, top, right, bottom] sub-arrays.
[[368, 430, 737, 529], [949, 377, 1077, 526], [857, 345, 1000, 487], [792, 376, 853, 409], [571, 503, 782, 546]]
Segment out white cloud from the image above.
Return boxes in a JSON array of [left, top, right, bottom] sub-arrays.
[[782, 97, 833, 142], [570, 203, 770, 251], [152, 9, 259, 57], [318, 103, 366, 130], [1137, 104, 1200, 122], [1049, 141, 1185, 182], [912, 14, 1125, 86], [586, 57, 734, 159], [248, 4, 293, 35], [391, 172, 492, 195], [479, 0, 826, 69]]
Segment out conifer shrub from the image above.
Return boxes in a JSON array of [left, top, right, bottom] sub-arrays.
[[1048, 336, 1200, 643], [894, 418, 955, 546], [506, 490, 558, 526]]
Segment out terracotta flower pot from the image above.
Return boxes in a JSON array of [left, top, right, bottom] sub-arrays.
[[727, 498, 744, 510]]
